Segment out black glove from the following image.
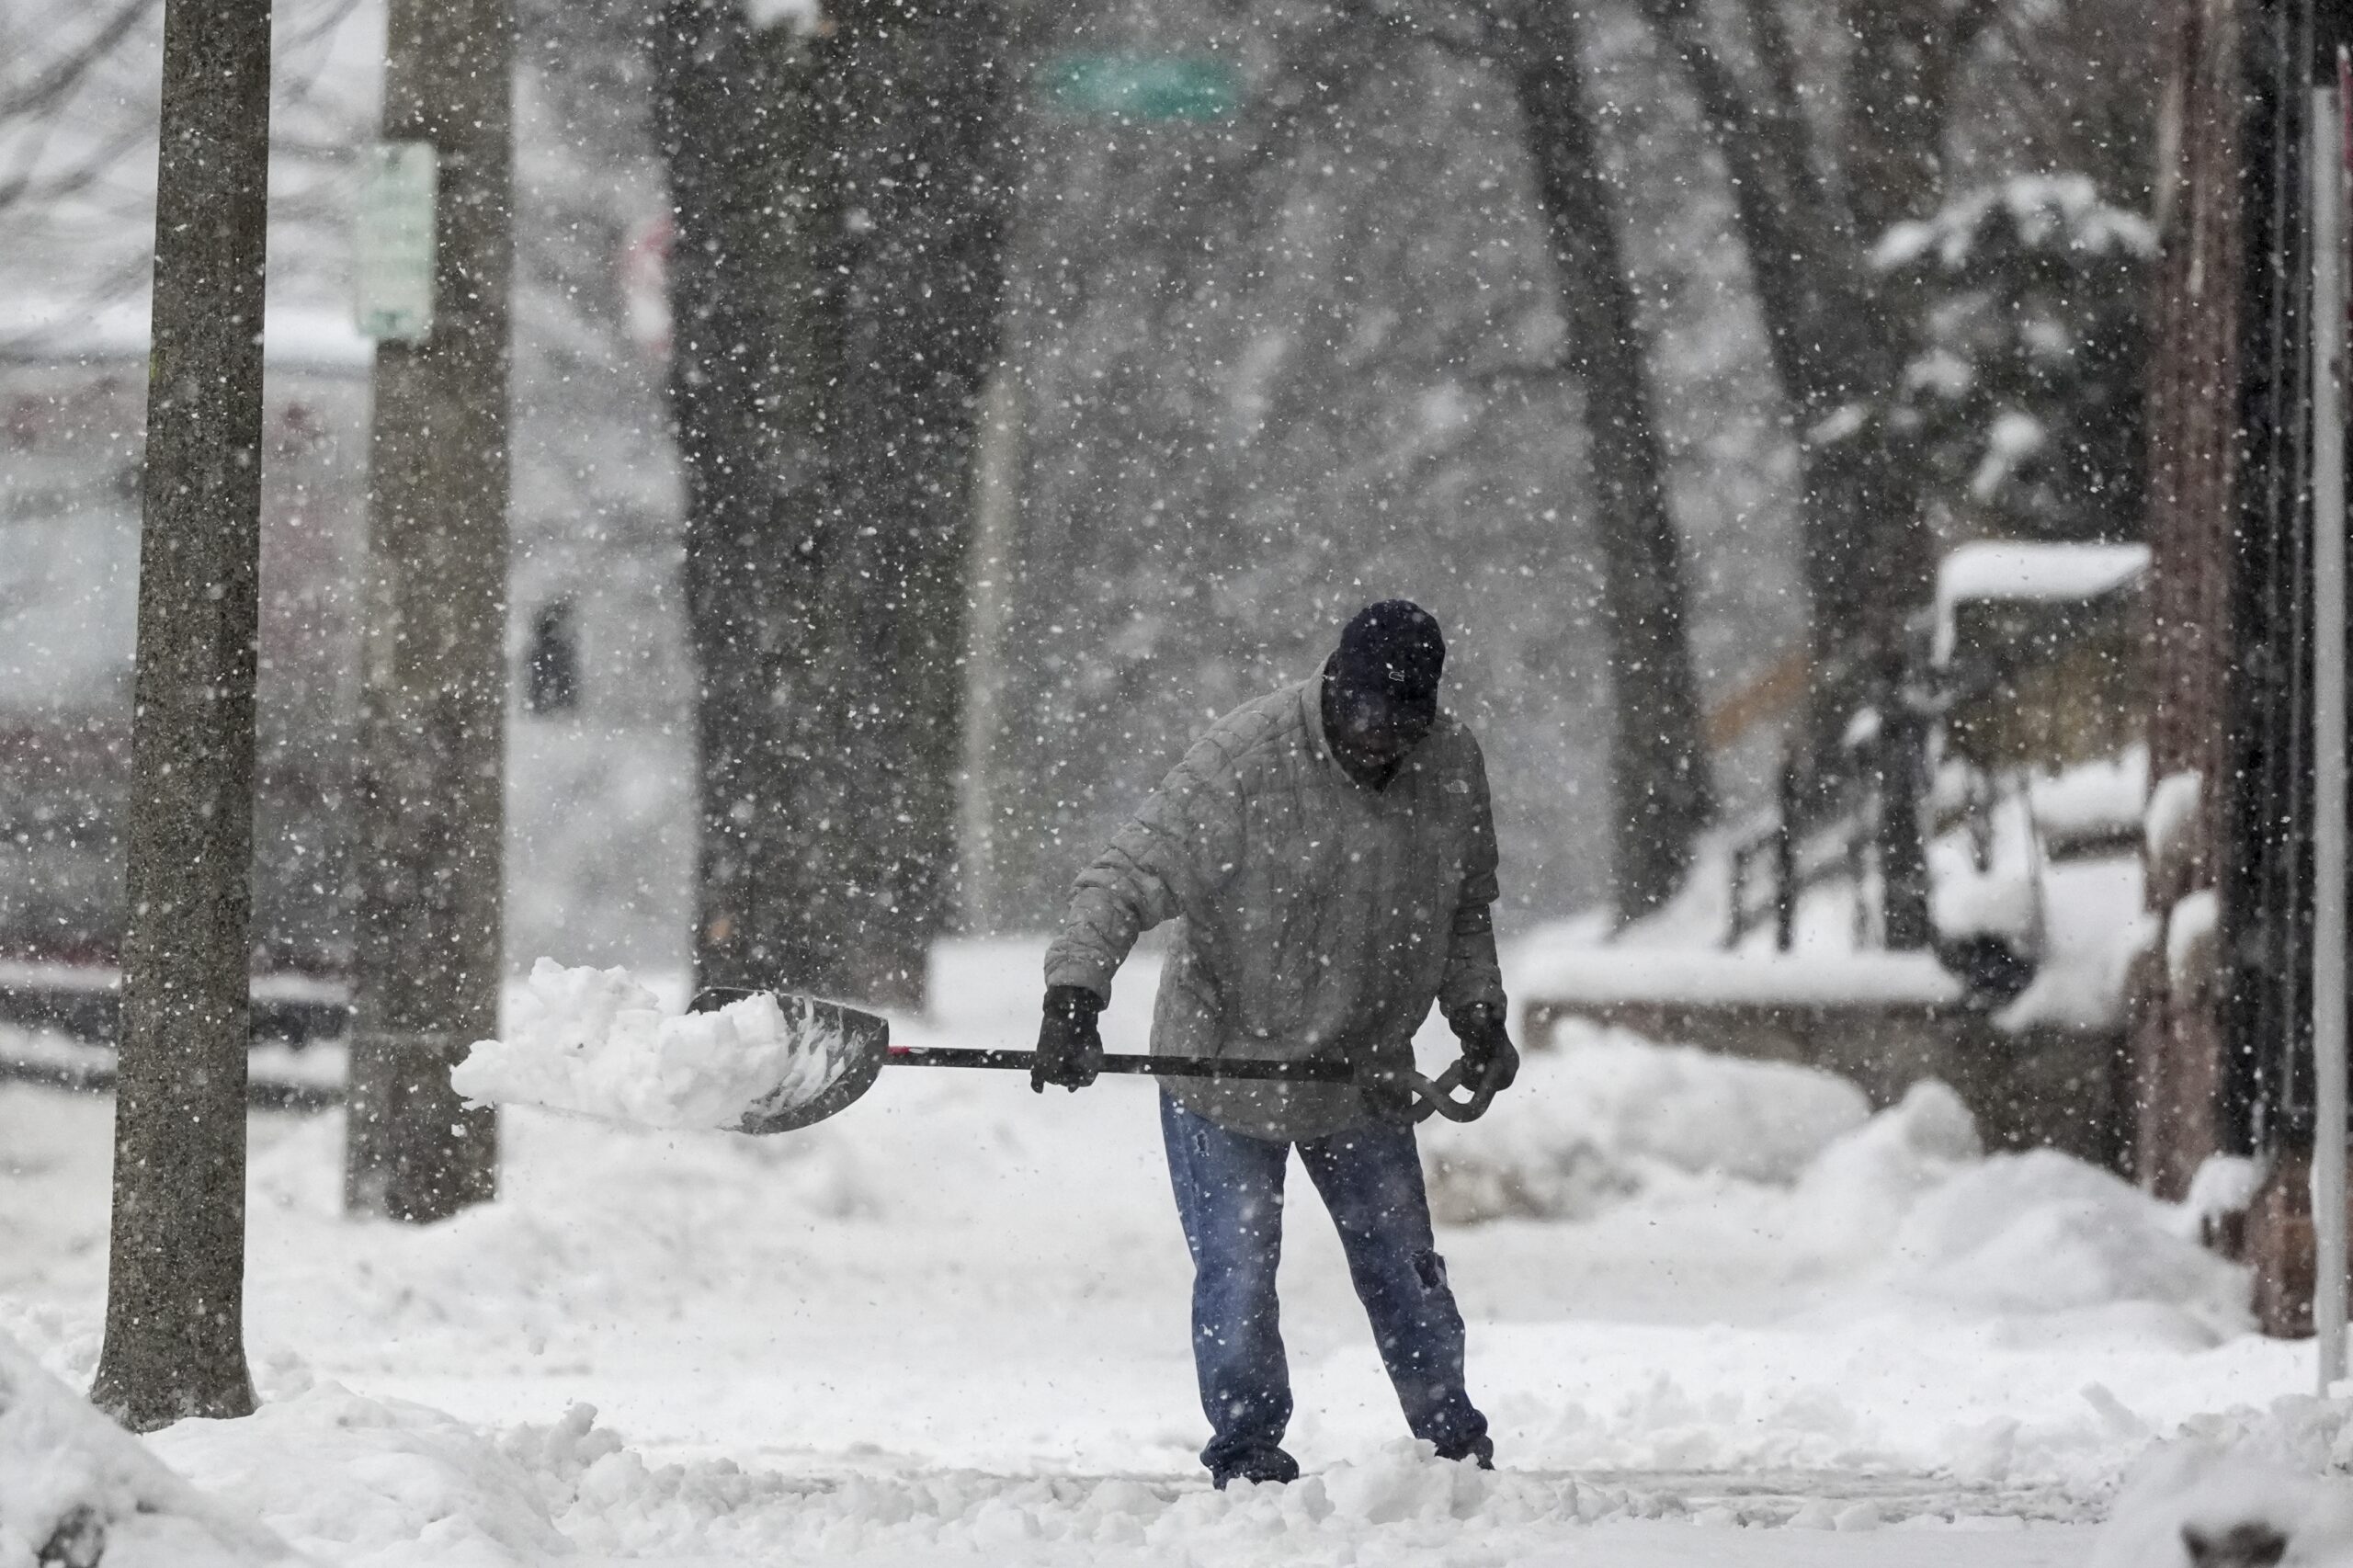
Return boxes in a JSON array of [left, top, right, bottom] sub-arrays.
[[1032, 984, 1107, 1092], [1452, 1003, 1519, 1096]]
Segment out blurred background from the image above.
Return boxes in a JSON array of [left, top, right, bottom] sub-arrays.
[[0, 0, 2157, 983]]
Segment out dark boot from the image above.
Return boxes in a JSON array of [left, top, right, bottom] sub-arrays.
[[1211, 1447, 1301, 1490], [1436, 1432, 1495, 1470]]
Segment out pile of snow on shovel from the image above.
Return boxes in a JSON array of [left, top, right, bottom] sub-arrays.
[[452, 959, 847, 1131]]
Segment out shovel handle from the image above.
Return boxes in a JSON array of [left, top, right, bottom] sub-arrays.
[[1404, 1060, 1499, 1124], [885, 1046, 1355, 1083], [884, 1048, 1495, 1119]]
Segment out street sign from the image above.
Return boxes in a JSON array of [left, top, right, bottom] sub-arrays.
[[1040, 52, 1240, 123], [355, 142, 438, 342]]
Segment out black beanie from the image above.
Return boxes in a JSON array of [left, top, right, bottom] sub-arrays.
[[1330, 600, 1445, 710]]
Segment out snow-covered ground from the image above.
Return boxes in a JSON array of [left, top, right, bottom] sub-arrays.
[[0, 939, 2331, 1563]]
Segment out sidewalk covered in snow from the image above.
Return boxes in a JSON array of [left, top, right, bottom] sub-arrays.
[[1, 940, 2329, 1564]]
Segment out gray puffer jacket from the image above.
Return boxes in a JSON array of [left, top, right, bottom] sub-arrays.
[[1043, 676, 1506, 1141]]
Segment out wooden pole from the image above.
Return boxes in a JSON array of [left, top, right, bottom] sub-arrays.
[[87, 0, 271, 1429], [344, 0, 513, 1221]]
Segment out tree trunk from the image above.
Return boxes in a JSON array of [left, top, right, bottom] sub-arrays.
[[653, 2, 841, 997], [1635, 0, 1984, 810], [87, 0, 269, 1431], [2133, 0, 2245, 1199], [812, 0, 1010, 1009], [1698, 128, 1917, 802], [344, 0, 513, 1223], [1509, 0, 1715, 921], [1833, 0, 1978, 701]]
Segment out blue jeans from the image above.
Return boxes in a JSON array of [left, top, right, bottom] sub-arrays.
[[1159, 1094, 1488, 1479]]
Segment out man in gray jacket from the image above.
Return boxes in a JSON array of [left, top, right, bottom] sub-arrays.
[[1036, 600, 1518, 1487]]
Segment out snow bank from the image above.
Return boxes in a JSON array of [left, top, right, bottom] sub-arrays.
[[1783, 1083, 2251, 1335], [1763, 1079, 1986, 1275], [1427, 1032, 2247, 1333], [1511, 947, 1962, 1007], [525, 1424, 1635, 1559], [2090, 1442, 2353, 1567], [155, 1389, 1932, 1564], [450, 958, 847, 1131], [0, 1331, 301, 1568], [153, 1381, 567, 1567], [1885, 1150, 2247, 1330], [1422, 1029, 1870, 1221]]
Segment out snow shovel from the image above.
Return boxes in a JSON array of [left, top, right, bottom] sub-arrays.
[[688, 988, 1499, 1135]]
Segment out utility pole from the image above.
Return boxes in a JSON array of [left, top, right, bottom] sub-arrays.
[[345, 0, 514, 1221], [87, 0, 271, 1428], [2311, 52, 2349, 1393]]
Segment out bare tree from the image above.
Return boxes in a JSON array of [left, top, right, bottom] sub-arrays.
[[0, 0, 368, 344], [1502, 0, 1714, 919], [0, 0, 157, 211], [86, 0, 269, 1430], [1630, 0, 2004, 790]]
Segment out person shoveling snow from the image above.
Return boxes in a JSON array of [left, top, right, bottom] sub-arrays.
[[1037, 600, 1520, 1488], [449, 601, 1519, 1492]]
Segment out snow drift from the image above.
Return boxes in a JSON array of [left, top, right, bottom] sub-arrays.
[[1884, 1148, 2245, 1329], [1426, 1031, 2249, 1335], [151, 1381, 571, 1567], [2091, 1441, 2353, 1567], [144, 1388, 1792, 1567], [0, 1331, 301, 1568], [1419, 1028, 1871, 1221]]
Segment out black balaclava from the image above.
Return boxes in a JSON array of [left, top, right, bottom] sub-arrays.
[[1321, 599, 1446, 787]]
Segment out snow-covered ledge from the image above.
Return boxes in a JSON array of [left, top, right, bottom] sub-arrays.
[[1515, 948, 1964, 1012]]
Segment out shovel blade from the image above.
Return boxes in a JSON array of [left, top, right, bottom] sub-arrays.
[[688, 987, 892, 1135]]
